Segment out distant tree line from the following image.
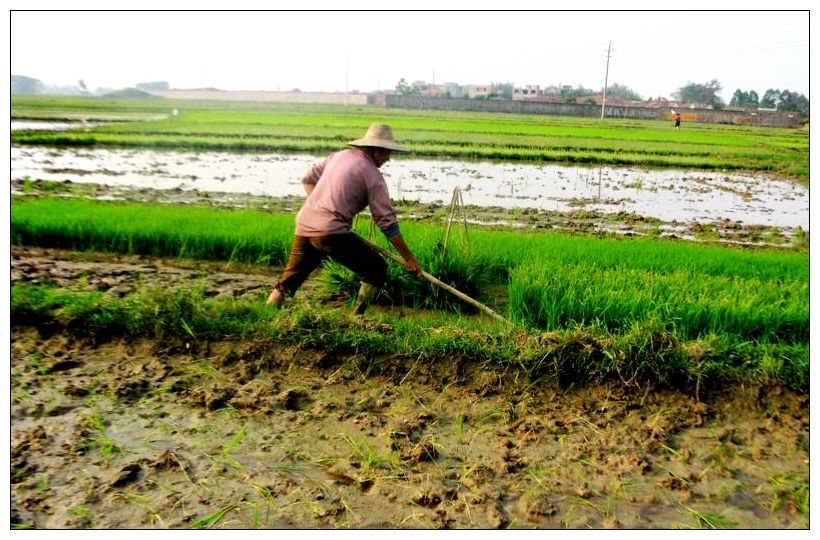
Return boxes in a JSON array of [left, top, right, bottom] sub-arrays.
[[11, 75, 171, 97], [12, 75, 44, 95], [674, 79, 726, 109], [730, 88, 808, 118], [674, 79, 808, 119]]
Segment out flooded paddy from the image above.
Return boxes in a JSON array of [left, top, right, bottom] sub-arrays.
[[11, 146, 809, 231], [11, 117, 163, 131], [11, 120, 109, 132]]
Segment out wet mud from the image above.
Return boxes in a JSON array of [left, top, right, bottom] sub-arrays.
[[10, 248, 810, 529]]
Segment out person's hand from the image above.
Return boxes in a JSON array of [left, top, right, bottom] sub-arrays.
[[404, 257, 422, 276]]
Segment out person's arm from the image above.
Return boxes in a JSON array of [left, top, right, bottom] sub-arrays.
[[387, 232, 421, 275], [362, 164, 420, 274], [301, 155, 330, 196]]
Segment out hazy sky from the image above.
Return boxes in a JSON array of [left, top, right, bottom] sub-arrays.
[[10, 10, 810, 101]]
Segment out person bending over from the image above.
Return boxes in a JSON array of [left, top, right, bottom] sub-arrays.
[[267, 123, 421, 314]]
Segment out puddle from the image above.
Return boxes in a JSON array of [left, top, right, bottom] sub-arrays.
[[11, 146, 809, 230]]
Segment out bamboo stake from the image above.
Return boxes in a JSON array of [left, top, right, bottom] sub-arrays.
[[459, 188, 469, 245], [356, 233, 510, 325], [442, 186, 470, 257], [442, 186, 459, 256]]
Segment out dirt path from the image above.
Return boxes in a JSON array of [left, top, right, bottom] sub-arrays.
[[10, 249, 810, 529]]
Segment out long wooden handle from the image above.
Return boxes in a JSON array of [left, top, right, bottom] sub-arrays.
[[356, 234, 510, 324]]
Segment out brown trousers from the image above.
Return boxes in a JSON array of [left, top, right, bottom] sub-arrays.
[[274, 233, 387, 296]]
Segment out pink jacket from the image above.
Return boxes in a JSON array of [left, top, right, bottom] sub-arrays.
[[295, 149, 400, 237]]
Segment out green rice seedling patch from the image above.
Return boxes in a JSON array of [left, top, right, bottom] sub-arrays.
[[11, 197, 808, 389], [507, 259, 807, 343], [12, 197, 295, 265], [11, 275, 809, 392], [13, 96, 808, 183]]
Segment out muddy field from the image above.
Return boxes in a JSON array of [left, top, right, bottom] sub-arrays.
[[9, 246, 810, 529]]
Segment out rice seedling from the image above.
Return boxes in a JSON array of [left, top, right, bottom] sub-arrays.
[[220, 425, 247, 470], [671, 505, 738, 529], [35, 474, 49, 492], [186, 502, 241, 529], [11, 197, 295, 266], [12, 96, 808, 182], [521, 464, 562, 503], [252, 483, 277, 507], [11, 196, 808, 305], [508, 258, 807, 344], [117, 493, 166, 527], [399, 507, 436, 529], [661, 444, 686, 461], [78, 412, 121, 458], [758, 469, 810, 516], [10, 524, 42, 530], [396, 385, 430, 415], [9, 183, 809, 390], [453, 412, 467, 446], [12, 276, 808, 391], [342, 434, 401, 473], [192, 360, 228, 383], [67, 506, 93, 526]]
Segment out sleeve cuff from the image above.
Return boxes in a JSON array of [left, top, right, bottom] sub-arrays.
[[382, 223, 400, 238]]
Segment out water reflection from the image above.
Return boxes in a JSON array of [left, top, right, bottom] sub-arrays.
[[10, 146, 809, 230], [10, 120, 109, 132]]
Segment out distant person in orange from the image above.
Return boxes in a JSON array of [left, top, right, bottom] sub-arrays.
[[673, 111, 682, 129]]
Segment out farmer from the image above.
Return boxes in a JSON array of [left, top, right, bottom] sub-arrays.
[[673, 111, 682, 129], [266, 123, 421, 314]]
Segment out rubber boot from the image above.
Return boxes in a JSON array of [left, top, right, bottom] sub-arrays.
[[353, 283, 379, 315]]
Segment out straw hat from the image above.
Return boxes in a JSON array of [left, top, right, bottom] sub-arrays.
[[348, 123, 409, 152]]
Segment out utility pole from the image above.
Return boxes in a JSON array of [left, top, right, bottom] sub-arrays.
[[600, 41, 612, 121], [345, 56, 349, 107]]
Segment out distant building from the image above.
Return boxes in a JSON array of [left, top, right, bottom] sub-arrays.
[[512, 85, 542, 100], [466, 85, 492, 99], [439, 82, 465, 98], [512, 85, 571, 103], [420, 86, 446, 97], [412, 80, 428, 92]]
